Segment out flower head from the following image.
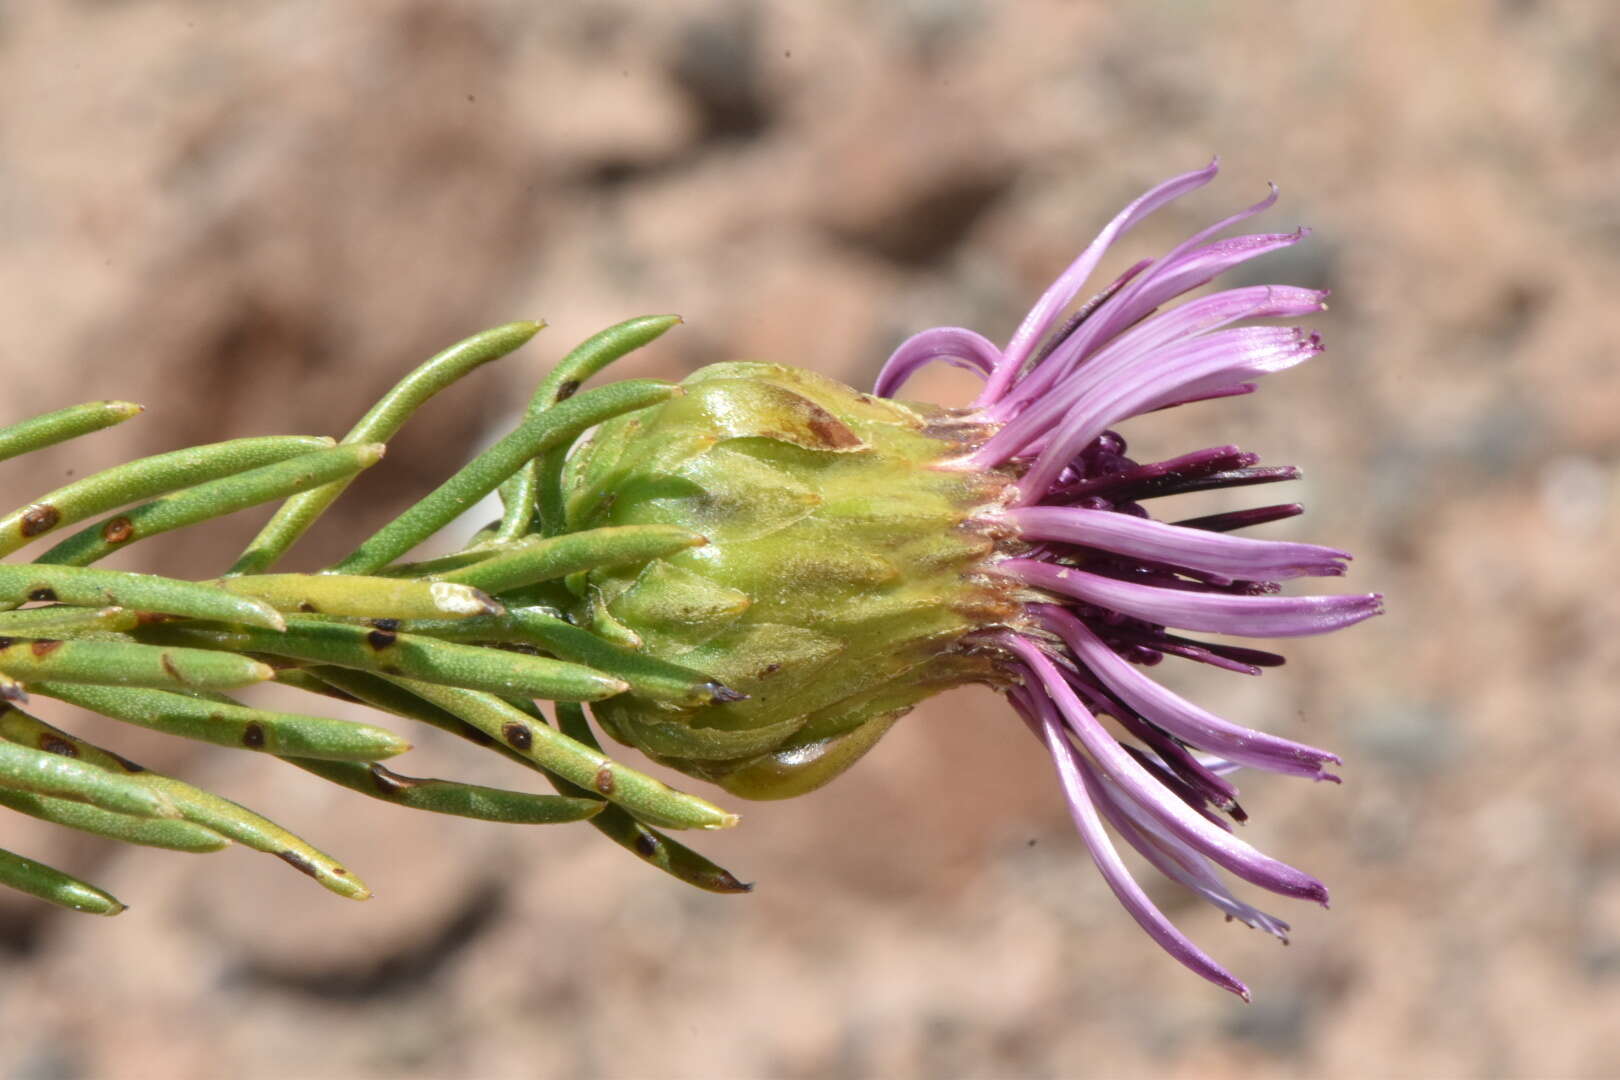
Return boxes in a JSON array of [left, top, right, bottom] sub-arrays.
[[876, 158, 1381, 998], [556, 159, 1378, 998]]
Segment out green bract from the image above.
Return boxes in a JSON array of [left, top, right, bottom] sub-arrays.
[[565, 362, 1020, 799]]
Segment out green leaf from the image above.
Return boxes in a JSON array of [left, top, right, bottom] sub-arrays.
[[0, 706, 366, 900], [0, 435, 334, 557], [0, 565, 283, 628], [370, 544, 517, 580], [0, 738, 175, 818], [0, 786, 229, 852], [144, 616, 628, 702], [299, 670, 749, 892], [0, 637, 274, 691], [32, 682, 411, 761], [496, 315, 682, 541], [0, 605, 140, 637], [285, 758, 605, 825], [231, 321, 543, 576], [218, 573, 501, 620], [335, 380, 679, 575], [34, 444, 385, 568], [381, 605, 739, 706], [393, 682, 738, 832], [0, 846, 125, 915], [434, 524, 706, 595], [550, 702, 750, 893], [0, 401, 143, 464]]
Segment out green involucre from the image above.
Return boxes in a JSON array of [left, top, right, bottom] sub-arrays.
[[563, 361, 1014, 799]]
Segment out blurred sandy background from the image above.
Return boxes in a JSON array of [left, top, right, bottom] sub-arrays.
[[2, 2, 1618, 1077]]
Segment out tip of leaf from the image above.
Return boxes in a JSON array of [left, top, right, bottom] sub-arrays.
[[709, 871, 753, 893], [493, 320, 546, 348], [429, 581, 501, 617], [253, 604, 288, 632]]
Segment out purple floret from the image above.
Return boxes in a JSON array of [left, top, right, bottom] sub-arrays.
[[875, 159, 1381, 999]]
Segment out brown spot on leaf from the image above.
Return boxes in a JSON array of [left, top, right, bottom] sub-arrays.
[[28, 639, 62, 658], [160, 652, 185, 684], [277, 850, 321, 879], [108, 752, 145, 773], [368, 763, 423, 796], [241, 722, 266, 749], [19, 504, 61, 537], [0, 638, 14, 651], [501, 722, 532, 751], [371, 618, 400, 633], [633, 831, 660, 858], [593, 766, 615, 795], [366, 628, 398, 650], [807, 412, 857, 448], [556, 380, 580, 401], [101, 516, 135, 544], [709, 382, 867, 451], [298, 601, 319, 614], [26, 587, 56, 602], [39, 735, 78, 758]]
